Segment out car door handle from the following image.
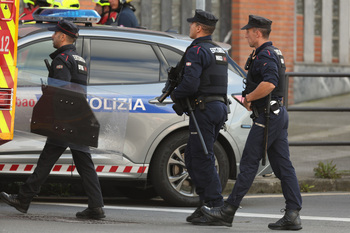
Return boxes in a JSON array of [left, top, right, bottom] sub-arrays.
[[148, 98, 173, 105]]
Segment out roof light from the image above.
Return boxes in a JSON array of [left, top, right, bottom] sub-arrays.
[[32, 8, 101, 24]]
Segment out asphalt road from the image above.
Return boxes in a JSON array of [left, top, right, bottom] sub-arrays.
[[1, 192, 350, 233]]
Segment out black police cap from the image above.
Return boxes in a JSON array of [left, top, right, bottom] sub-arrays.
[[48, 19, 79, 38], [241, 15, 272, 30], [187, 9, 218, 26]]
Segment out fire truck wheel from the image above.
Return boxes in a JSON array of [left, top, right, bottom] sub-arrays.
[[150, 130, 229, 207]]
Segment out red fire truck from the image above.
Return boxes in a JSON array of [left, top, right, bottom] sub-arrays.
[[0, 0, 19, 145]]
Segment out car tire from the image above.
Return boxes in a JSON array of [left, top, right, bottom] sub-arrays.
[[150, 130, 229, 207]]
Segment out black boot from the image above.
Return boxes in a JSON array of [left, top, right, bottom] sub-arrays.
[[200, 202, 238, 227], [191, 214, 223, 226], [76, 207, 106, 220], [268, 209, 302, 230], [186, 206, 203, 222], [0, 192, 30, 213]]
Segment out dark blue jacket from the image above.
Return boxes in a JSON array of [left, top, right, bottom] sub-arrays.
[[245, 41, 285, 107], [174, 35, 227, 99], [48, 44, 88, 86]]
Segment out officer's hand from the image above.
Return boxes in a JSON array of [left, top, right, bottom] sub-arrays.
[[243, 98, 252, 111], [170, 92, 177, 103]]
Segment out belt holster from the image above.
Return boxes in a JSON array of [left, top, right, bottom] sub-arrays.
[[196, 96, 206, 110], [250, 105, 259, 120]]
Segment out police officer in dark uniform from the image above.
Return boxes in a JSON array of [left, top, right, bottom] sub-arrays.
[[201, 15, 303, 230], [171, 9, 228, 225], [0, 20, 105, 220]]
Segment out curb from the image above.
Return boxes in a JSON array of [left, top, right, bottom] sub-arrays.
[[223, 176, 350, 195]]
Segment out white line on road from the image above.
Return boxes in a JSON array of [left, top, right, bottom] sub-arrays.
[[36, 201, 350, 223]]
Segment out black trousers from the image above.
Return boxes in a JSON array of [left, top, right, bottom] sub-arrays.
[[19, 142, 104, 208]]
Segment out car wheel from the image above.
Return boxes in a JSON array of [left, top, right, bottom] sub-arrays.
[[150, 131, 229, 207]]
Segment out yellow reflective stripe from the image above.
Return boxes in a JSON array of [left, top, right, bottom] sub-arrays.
[[7, 17, 15, 39], [0, 67, 8, 88], [0, 111, 10, 133], [1, 3, 11, 20], [5, 54, 15, 77]]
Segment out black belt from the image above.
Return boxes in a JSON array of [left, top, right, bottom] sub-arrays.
[[203, 95, 226, 103], [253, 99, 283, 115]]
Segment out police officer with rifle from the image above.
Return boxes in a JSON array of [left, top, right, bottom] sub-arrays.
[[159, 9, 229, 225], [201, 15, 303, 230]]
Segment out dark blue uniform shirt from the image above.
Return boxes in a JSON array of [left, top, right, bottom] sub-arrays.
[[250, 41, 281, 107], [253, 41, 279, 87], [173, 35, 213, 99]]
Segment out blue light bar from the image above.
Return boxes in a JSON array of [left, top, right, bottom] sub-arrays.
[[32, 8, 101, 24]]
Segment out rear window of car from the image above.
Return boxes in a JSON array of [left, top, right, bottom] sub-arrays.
[[159, 46, 182, 67], [88, 39, 160, 85]]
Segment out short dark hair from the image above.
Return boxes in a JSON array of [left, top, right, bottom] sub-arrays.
[[196, 22, 216, 35], [256, 28, 271, 39], [65, 34, 77, 43]]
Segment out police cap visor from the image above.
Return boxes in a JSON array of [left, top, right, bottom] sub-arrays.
[[241, 15, 272, 30], [48, 19, 79, 38], [187, 9, 218, 26]]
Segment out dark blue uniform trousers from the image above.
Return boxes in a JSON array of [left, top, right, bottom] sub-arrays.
[[227, 106, 302, 210], [185, 101, 227, 207], [19, 141, 104, 208]]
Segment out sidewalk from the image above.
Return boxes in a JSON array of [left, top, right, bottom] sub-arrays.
[[224, 93, 350, 195]]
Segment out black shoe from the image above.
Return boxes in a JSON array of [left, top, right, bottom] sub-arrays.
[[186, 206, 203, 223], [191, 215, 223, 226], [268, 209, 302, 230], [201, 202, 238, 227], [76, 207, 106, 220], [0, 192, 30, 213]]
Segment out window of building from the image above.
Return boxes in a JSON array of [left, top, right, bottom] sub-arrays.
[[314, 0, 322, 36], [332, 0, 340, 60], [297, 0, 304, 14]]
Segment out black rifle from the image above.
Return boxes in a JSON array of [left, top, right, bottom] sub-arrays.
[[262, 93, 271, 166], [158, 65, 183, 103]]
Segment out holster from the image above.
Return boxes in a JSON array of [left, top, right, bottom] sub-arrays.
[[250, 105, 260, 120]]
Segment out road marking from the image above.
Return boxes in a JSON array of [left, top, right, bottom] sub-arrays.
[[242, 192, 350, 198], [36, 202, 350, 223]]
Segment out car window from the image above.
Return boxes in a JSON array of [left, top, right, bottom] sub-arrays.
[[17, 39, 54, 86], [159, 46, 182, 68], [17, 38, 83, 86], [89, 39, 160, 85]]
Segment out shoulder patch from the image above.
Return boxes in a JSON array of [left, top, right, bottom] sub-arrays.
[[56, 65, 63, 69], [210, 47, 225, 54]]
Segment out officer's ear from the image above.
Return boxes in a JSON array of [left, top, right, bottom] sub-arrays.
[[254, 28, 263, 38], [196, 23, 203, 32]]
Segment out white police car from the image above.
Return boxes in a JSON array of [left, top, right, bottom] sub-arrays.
[[0, 9, 271, 206]]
